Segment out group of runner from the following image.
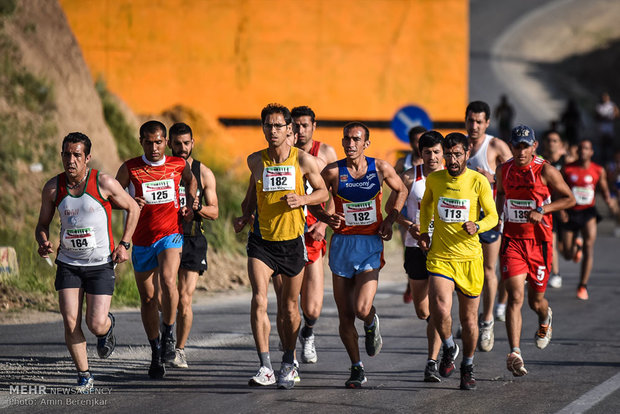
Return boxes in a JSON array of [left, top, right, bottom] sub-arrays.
[[35, 100, 615, 393]]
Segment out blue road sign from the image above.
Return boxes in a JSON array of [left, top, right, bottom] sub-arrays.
[[391, 105, 433, 143]]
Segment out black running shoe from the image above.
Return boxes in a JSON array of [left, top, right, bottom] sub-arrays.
[[424, 360, 441, 383], [148, 348, 166, 379], [96, 313, 116, 359], [439, 344, 459, 378], [460, 363, 476, 390], [364, 314, 383, 357], [345, 365, 367, 388], [162, 334, 176, 364]]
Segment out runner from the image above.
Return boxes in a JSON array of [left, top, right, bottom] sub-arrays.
[[312, 121, 407, 388], [464, 101, 512, 352], [35, 132, 140, 392], [395, 126, 427, 303], [388, 130, 444, 382], [495, 125, 575, 376], [419, 132, 498, 390], [560, 139, 617, 300], [167, 122, 219, 368], [115, 120, 197, 379], [541, 130, 568, 289], [233, 103, 328, 390]]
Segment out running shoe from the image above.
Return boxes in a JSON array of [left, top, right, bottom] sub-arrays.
[[439, 344, 459, 378], [293, 360, 300, 383], [75, 374, 94, 394], [535, 307, 553, 350], [148, 348, 166, 379], [424, 360, 441, 383], [249, 366, 276, 386], [548, 274, 562, 289], [345, 365, 367, 388], [478, 319, 494, 352], [506, 351, 528, 377], [365, 314, 383, 357], [299, 333, 317, 363], [277, 363, 296, 390], [576, 285, 589, 300], [573, 237, 583, 263], [494, 303, 506, 322], [170, 348, 188, 368], [403, 283, 413, 304], [162, 334, 176, 364], [96, 312, 116, 359], [459, 363, 476, 390]]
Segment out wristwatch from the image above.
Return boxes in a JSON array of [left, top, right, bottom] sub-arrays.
[[475, 223, 480, 233], [119, 241, 131, 250], [535, 206, 545, 215]]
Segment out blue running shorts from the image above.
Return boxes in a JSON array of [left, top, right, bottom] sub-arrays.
[[132, 233, 183, 272], [329, 233, 384, 278]]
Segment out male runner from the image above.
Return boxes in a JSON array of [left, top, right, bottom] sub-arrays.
[[313, 122, 407, 388], [291, 105, 337, 364], [234, 103, 327, 389], [167, 122, 219, 367], [419, 132, 498, 390], [36, 132, 140, 392], [395, 125, 427, 303], [495, 125, 575, 376], [388, 130, 444, 382], [116, 120, 197, 379], [465, 101, 511, 352], [560, 139, 617, 300], [541, 130, 568, 289]]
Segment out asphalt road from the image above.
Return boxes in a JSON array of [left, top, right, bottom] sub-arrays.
[[1, 226, 620, 413]]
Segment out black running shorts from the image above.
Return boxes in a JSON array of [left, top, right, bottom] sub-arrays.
[[247, 232, 306, 277], [55, 260, 115, 295], [180, 234, 208, 275], [403, 246, 429, 280], [561, 207, 601, 232]]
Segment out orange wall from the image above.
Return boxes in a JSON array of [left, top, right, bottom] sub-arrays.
[[59, 0, 468, 168]]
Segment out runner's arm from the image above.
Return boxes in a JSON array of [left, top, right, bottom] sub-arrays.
[[294, 151, 328, 207], [539, 163, 576, 214], [477, 176, 499, 233], [35, 178, 57, 258], [494, 164, 506, 230], [596, 168, 618, 213], [198, 164, 219, 220]]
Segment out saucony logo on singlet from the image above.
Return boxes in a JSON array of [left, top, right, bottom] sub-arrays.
[[345, 182, 376, 189]]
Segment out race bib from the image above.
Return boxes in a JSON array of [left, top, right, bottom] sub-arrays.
[[62, 227, 95, 251], [343, 201, 377, 226], [437, 197, 470, 223], [263, 166, 295, 191], [506, 199, 535, 223], [142, 179, 176, 205], [179, 185, 186, 208], [572, 186, 594, 206]]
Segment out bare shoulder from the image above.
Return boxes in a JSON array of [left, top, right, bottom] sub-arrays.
[[247, 151, 262, 168], [42, 176, 58, 196], [490, 136, 510, 151], [375, 158, 396, 173], [318, 142, 338, 164], [401, 168, 415, 186]]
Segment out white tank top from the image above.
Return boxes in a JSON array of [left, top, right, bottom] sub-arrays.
[[404, 164, 442, 247], [467, 134, 494, 174], [57, 172, 113, 266], [403, 153, 413, 171]]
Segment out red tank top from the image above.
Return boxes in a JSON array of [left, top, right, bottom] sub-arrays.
[[501, 157, 552, 241], [126, 155, 186, 246], [305, 141, 322, 228], [563, 161, 602, 211]]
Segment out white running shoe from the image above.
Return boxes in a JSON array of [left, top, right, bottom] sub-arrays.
[[249, 366, 276, 386], [494, 304, 506, 322], [293, 360, 300, 383], [299, 333, 318, 363], [535, 307, 553, 350], [277, 363, 296, 390], [506, 352, 528, 377], [170, 348, 188, 368], [478, 319, 494, 352], [548, 274, 562, 289]]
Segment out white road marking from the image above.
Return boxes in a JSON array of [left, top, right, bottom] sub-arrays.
[[555, 371, 620, 414]]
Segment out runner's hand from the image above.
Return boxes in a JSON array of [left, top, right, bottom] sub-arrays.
[[308, 221, 327, 241], [378, 220, 393, 241], [112, 245, 129, 264], [419, 233, 430, 251], [180, 206, 194, 222], [38, 241, 53, 257], [233, 215, 254, 233], [135, 196, 146, 210], [281, 193, 304, 209], [462, 221, 478, 235]]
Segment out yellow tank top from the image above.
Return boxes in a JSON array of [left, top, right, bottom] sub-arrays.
[[253, 146, 306, 241]]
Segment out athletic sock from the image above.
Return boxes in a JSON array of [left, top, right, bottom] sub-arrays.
[[282, 350, 295, 365], [511, 347, 521, 354], [78, 370, 91, 378], [443, 335, 455, 349], [462, 356, 474, 366], [258, 352, 272, 370], [352, 361, 363, 368], [301, 314, 317, 338], [481, 319, 493, 327], [162, 323, 174, 339], [149, 336, 161, 353]]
